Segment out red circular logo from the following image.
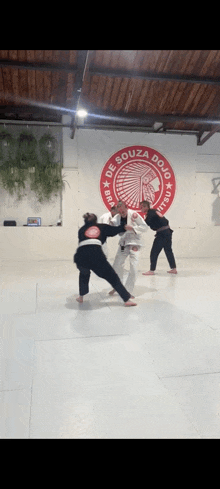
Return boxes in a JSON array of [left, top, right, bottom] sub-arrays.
[[100, 145, 176, 215], [84, 226, 101, 239]]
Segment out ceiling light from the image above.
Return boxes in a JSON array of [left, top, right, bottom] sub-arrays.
[[77, 109, 88, 118]]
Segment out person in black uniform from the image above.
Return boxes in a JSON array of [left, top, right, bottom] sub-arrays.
[[140, 201, 177, 275], [73, 212, 137, 306]]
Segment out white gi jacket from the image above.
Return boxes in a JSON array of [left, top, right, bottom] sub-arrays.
[[98, 211, 113, 224], [110, 209, 147, 247]]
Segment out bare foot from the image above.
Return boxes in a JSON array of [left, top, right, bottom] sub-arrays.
[[76, 296, 83, 303], [109, 289, 116, 295], [142, 271, 155, 275], [124, 300, 137, 307], [167, 269, 177, 274]]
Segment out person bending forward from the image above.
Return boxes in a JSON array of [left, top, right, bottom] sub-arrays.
[[73, 212, 137, 306], [140, 200, 177, 275]]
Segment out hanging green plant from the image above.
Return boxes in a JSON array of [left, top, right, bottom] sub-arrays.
[[0, 130, 16, 161], [30, 163, 64, 203], [0, 128, 64, 203], [29, 132, 64, 202], [39, 133, 57, 159], [16, 130, 39, 169], [0, 167, 16, 196], [0, 129, 18, 196]]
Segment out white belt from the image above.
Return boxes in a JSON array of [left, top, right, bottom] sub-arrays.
[[78, 239, 102, 248]]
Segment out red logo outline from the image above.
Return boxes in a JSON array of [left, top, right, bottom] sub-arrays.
[[100, 145, 176, 215]]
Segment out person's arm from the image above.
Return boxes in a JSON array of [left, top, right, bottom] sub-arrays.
[[129, 212, 148, 235], [103, 222, 129, 237]]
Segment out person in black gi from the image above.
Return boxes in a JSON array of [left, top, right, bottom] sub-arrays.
[[140, 200, 177, 275], [73, 212, 137, 306]]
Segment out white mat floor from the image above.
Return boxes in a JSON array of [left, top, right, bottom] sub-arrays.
[[1, 257, 220, 438]]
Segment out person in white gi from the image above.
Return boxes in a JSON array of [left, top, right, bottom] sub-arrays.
[[99, 205, 118, 224], [109, 201, 147, 296], [98, 205, 118, 258]]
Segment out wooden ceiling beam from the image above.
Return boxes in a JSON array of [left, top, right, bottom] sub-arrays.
[[0, 58, 77, 74], [0, 104, 62, 122], [197, 125, 220, 145], [84, 109, 220, 127], [1, 104, 220, 129], [2, 59, 220, 88], [88, 66, 220, 86]]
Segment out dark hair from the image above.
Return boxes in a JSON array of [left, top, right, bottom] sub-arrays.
[[140, 200, 151, 209], [83, 213, 98, 224]]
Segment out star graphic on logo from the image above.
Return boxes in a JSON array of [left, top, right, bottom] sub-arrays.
[[103, 180, 110, 188], [166, 182, 173, 189]]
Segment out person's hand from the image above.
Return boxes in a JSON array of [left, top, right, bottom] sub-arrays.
[[125, 224, 133, 231]]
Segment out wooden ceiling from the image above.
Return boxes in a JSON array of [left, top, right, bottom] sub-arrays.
[[1, 50, 220, 144]]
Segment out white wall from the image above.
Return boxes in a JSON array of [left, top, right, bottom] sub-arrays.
[[63, 121, 220, 263], [1, 115, 220, 264]]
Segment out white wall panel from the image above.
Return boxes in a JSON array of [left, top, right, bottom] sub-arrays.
[[1, 121, 220, 262]]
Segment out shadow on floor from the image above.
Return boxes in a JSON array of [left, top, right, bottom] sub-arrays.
[[65, 285, 155, 310], [65, 292, 124, 311], [96, 285, 157, 298]]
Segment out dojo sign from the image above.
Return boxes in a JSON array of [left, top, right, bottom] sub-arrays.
[[100, 145, 176, 215]]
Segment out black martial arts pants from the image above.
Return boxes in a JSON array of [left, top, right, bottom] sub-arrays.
[[150, 229, 176, 271], [74, 245, 131, 302]]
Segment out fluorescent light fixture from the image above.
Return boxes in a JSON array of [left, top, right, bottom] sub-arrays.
[[77, 109, 88, 118]]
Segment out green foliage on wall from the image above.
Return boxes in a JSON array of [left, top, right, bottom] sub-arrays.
[[0, 128, 64, 202]]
